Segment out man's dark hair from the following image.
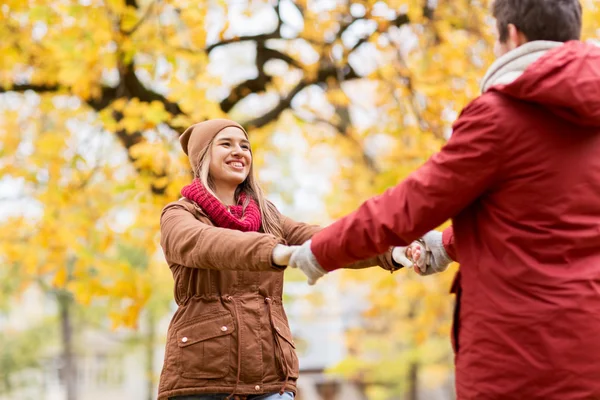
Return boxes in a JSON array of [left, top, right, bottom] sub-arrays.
[[492, 0, 582, 43]]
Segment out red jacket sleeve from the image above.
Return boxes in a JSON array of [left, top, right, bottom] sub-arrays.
[[442, 226, 458, 262], [311, 97, 501, 271]]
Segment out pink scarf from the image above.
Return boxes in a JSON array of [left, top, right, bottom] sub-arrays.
[[181, 179, 262, 232]]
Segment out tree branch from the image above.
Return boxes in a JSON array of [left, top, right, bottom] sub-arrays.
[[243, 79, 309, 129], [220, 76, 272, 113], [123, 0, 156, 35], [219, 44, 302, 113], [235, 56, 361, 129], [262, 47, 303, 69], [111, 112, 168, 195], [205, 0, 284, 54], [119, 63, 183, 116], [205, 31, 281, 54], [211, 6, 411, 130], [0, 74, 183, 125], [337, 13, 363, 41], [273, 0, 283, 36], [350, 14, 410, 52], [87, 86, 119, 111], [294, 111, 379, 173], [317, 64, 360, 83], [0, 83, 118, 114], [0, 84, 60, 94], [423, 2, 435, 19]]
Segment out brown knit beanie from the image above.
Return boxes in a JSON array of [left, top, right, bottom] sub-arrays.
[[179, 119, 248, 174]]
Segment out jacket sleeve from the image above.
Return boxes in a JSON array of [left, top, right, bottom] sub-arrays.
[[442, 226, 458, 262], [160, 202, 284, 271], [311, 97, 501, 271], [280, 214, 398, 271], [280, 214, 321, 246]]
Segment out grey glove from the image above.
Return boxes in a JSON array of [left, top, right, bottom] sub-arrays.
[[414, 230, 453, 276], [288, 240, 327, 285]]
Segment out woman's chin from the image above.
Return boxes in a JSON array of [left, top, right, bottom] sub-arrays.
[[225, 174, 247, 187], [212, 170, 248, 188]]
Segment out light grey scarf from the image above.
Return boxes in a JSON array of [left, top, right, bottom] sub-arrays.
[[480, 41, 563, 93]]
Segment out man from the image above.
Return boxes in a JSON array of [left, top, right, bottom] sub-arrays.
[[289, 0, 600, 398]]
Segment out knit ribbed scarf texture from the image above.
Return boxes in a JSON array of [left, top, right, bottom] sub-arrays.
[[181, 179, 262, 232]]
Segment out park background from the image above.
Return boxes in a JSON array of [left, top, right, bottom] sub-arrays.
[[1, 0, 599, 399]]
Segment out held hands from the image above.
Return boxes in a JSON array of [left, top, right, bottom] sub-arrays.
[[391, 244, 429, 273], [288, 240, 327, 285], [271, 230, 453, 285], [404, 230, 453, 276], [271, 241, 327, 285], [272, 244, 299, 267]]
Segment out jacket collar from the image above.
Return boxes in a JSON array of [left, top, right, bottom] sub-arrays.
[[179, 197, 209, 218], [480, 41, 563, 93]]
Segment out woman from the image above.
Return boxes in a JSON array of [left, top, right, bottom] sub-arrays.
[[158, 119, 404, 400]]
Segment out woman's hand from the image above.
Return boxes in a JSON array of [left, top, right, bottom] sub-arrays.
[[405, 241, 428, 275], [271, 244, 299, 267], [392, 242, 428, 273], [391, 246, 415, 269]]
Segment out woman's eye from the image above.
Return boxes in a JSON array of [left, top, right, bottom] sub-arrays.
[[242, 145, 250, 150], [221, 142, 230, 147]]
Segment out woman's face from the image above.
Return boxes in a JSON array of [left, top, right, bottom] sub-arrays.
[[208, 127, 252, 188]]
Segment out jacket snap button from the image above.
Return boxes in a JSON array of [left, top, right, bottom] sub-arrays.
[[275, 326, 280, 331], [220, 326, 228, 332], [255, 385, 260, 391], [264, 297, 271, 303], [181, 337, 188, 343], [226, 296, 232, 301]]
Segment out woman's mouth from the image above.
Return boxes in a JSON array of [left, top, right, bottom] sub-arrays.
[[227, 161, 245, 171]]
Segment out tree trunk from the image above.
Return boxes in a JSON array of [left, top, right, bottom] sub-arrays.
[[407, 362, 419, 400], [58, 292, 77, 400], [145, 311, 156, 400]]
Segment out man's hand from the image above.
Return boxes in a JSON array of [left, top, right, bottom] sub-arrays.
[[288, 240, 327, 285]]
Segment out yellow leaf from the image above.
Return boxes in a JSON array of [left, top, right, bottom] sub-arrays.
[[120, 116, 144, 133], [53, 267, 68, 288]]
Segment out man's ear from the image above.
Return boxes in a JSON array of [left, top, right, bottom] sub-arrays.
[[507, 23, 528, 48]]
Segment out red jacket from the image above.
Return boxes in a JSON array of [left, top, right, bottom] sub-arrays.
[[311, 41, 600, 399]]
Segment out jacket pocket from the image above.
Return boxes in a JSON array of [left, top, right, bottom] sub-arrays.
[[272, 315, 299, 379], [177, 312, 236, 379]]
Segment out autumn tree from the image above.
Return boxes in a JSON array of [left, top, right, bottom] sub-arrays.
[[0, 95, 173, 398], [1, 0, 599, 398]]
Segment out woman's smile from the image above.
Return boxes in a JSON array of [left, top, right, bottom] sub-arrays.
[[226, 160, 245, 171]]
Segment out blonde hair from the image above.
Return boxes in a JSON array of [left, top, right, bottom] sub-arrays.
[[194, 139, 283, 238]]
